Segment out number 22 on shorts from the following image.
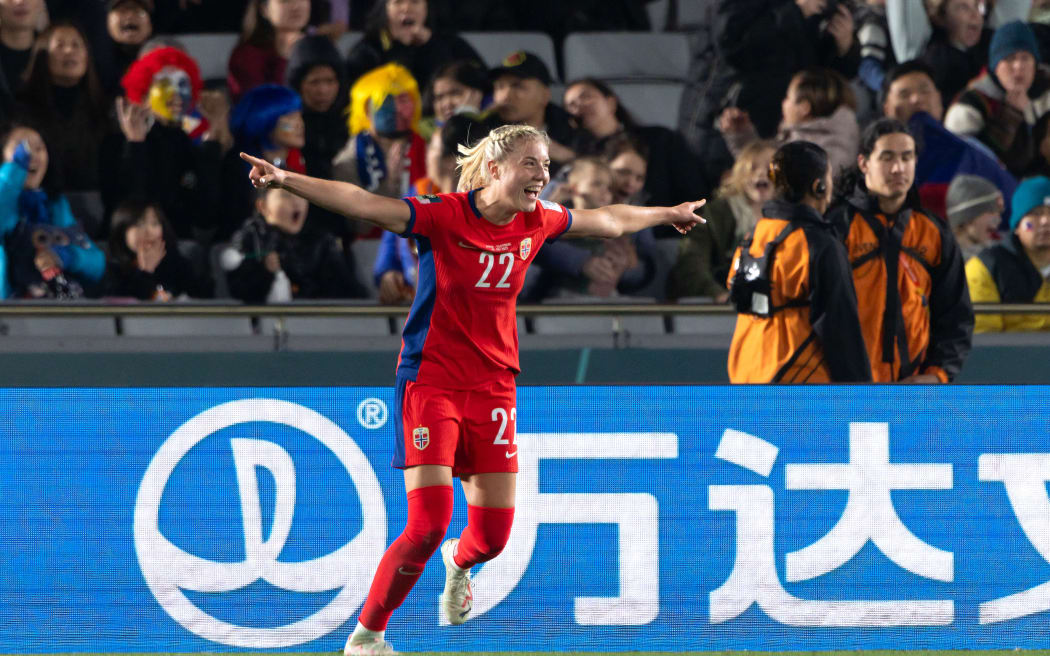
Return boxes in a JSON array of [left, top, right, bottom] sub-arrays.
[[492, 407, 517, 456]]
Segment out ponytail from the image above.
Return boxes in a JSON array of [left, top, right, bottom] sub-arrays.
[[456, 124, 551, 192]]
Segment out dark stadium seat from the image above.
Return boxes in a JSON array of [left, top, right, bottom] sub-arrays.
[[563, 32, 690, 82], [460, 32, 560, 82]]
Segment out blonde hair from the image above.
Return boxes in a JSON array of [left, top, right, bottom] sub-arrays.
[[348, 62, 422, 136], [719, 140, 776, 198], [455, 124, 551, 192]]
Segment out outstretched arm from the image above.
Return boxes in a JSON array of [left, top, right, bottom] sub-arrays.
[[241, 152, 412, 235], [568, 200, 706, 239]]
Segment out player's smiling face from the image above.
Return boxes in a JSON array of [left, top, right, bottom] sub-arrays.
[[494, 138, 550, 212]]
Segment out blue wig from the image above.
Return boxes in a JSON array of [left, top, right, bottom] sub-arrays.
[[230, 83, 303, 153]]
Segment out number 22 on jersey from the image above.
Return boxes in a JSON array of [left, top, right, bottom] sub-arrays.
[[476, 252, 514, 288]]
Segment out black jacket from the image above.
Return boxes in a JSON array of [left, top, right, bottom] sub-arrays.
[[107, 250, 212, 300], [226, 216, 367, 303], [921, 26, 991, 107], [100, 123, 224, 239], [976, 233, 1047, 302], [345, 31, 482, 88]]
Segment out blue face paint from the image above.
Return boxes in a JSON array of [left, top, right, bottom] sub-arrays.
[[371, 95, 402, 136]]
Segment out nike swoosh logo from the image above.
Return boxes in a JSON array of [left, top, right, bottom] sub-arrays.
[[398, 567, 421, 576], [505, 451, 517, 458], [457, 240, 482, 251]]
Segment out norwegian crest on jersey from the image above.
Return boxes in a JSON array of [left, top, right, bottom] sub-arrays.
[[519, 237, 532, 260]]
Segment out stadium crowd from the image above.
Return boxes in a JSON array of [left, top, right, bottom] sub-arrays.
[[0, 0, 1046, 336]]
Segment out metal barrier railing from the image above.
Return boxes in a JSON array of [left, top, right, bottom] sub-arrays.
[[0, 302, 1044, 316]]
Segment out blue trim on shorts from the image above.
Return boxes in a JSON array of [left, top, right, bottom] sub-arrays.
[[391, 374, 410, 469]]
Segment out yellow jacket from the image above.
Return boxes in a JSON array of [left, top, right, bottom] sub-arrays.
[[966, 235, 1050, 332]]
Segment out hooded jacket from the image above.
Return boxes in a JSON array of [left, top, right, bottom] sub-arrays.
[[966, 233, 1050, 332], [828, 185, 974, 382], [727, 198, 872, 383], [724, 105, 861, 178]]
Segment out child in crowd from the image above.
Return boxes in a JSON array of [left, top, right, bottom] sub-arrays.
[[946, 174, 1004, 260], [222, 185, 365, 303], [107, 198, 211, 300], [529, 157, 656, 299], [0, 123, 104, 298], [223, 83, 306, 236]]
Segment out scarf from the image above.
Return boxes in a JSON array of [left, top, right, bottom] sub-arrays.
[[355, 131, 386, 192]]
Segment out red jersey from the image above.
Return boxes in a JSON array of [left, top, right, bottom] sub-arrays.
[[397, 190, 572, 388]]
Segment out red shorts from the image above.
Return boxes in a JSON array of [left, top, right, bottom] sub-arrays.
[[393, 372, 518, 476]]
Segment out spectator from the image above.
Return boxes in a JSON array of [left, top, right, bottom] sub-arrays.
[[223, 185, 365, 302], [16, 23, 110, 193], [345, 0, 482, 94], [285, 33, 351, 243], [719, 67, 859, 178], [100, 0, 154, 95], [881, 60, 1017, 221], [886, 0, 1031, 107], [668, 140, 777, 301], [944, 20, 1049, 177], [856, 0, 894, 94], [727, 140, 871, 383], [333, 62, 425, 200], [678, 0, 859, 185], [946, 173, 1004, 259], [425, 58, 488, 124], [286, 34, 346, 178], [525, 157, 658, 300], [484, 51, 577, 170], [102, 46, 226, 239], [604, 134, 649, 205], [373, 112, 482, 304], [222, 83, 305, 237], [107, 197, 211, 300], [0, 123, 105, 298], [0, 0, 45, 102], [966, 174, 1050, 331], [228, 0, 310, 101], [829, 118, 973, 383], [564, 77, 709, 210]]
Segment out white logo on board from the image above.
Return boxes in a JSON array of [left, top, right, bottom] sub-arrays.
[[356, 397, 388, 429], [134, 399, 387, 648]]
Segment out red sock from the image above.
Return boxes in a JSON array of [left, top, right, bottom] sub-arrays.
[[357, 485, 453, 631], [453, 504, 515, 569]]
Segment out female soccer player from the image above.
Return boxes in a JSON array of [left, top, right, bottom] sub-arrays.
[[240, 124, 703, 655]]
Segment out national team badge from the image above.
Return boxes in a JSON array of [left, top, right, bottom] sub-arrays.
[[519, 237, 532, 260], [412, 427, 430, 450], [415, 194, 442, 204]]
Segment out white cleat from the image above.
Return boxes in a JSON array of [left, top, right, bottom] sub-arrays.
[[344, 630, 397, 655], [439, 538, 474, 625]]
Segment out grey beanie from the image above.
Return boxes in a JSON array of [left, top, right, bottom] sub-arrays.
[[946, 174, 1002, 228]]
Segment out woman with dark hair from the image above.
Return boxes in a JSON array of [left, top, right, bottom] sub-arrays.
[[564, 77, 708, 211], [828, 117, 973, 383], [15, 23, 111, 192], [107, 197, 211, 300], [0, 122, 105, 298], [345, 0, 482, 90], [425, 59, 488, 123], [227, 0, 310, 101], [719, 67, 859, 177], [727, 140, 871, 383]]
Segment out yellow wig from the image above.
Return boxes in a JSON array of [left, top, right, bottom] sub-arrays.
[[348, 62, 422, 136]]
